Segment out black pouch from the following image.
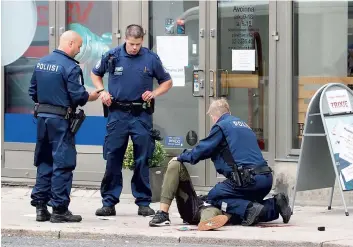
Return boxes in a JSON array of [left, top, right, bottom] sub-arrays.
[[241, 169, 256, 187], [144, 99, 155, 115]]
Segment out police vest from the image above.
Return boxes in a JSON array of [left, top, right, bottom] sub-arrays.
[[216, 114, 266, 167]]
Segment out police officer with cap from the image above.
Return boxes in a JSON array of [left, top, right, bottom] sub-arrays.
[[150, 98, 292, 227], [29, 30, 101, 223], [91, 24, 172, 217]]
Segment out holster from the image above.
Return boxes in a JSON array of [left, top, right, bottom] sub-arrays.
[[103, 103, 109, 118], [70, 109, 86, 135]]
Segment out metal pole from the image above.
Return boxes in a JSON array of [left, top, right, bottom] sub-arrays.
[[328, 186, 334, 210]]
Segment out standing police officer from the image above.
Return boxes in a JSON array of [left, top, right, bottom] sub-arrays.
[[29, 30, 101, 223], [150, 98, 292, 226], [91, 24, 172, 217]]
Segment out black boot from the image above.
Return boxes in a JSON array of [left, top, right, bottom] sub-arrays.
[[241, 202, 264, 226], [274, 193, 292, 223], [95, 206, 116, 216], [50, 209, 82, 223], [138, 205, 155, 216], [36, 203, 51, 222]]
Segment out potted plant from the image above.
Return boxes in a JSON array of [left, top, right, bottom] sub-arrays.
[[123, 140, 168, 202]]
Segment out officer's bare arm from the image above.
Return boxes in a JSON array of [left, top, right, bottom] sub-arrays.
[[153, 79, 173, 97], [90, 72, 105, 91]]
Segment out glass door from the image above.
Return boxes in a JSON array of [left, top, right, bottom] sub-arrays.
[[148, 1, 208, 186], [207, 0, 276, 185]]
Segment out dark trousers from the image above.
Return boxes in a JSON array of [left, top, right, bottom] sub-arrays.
[[101, 110, 154, 207], [208, 172, 279, 222], [31, 117, 76, 211]]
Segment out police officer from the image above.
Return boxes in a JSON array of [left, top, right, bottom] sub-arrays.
[[91, 24, 172, 217], [151, 98, 292, 226], [29, 30, 101, 223]]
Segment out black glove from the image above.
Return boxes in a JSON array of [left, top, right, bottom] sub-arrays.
[[151, 129, 163, 141]]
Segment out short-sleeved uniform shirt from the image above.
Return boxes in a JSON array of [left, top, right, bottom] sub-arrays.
[[28, 49, 89, 118], [91, 44, 171, 102]]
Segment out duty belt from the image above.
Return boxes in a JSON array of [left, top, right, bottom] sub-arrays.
[[34, 103, 72, 119], [34, 103, 85, 135], [103, 98, 155, 117], [245, 165, 273, 175]]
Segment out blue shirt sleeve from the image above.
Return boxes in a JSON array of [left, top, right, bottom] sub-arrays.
[[152, 55, 172, 84], [177, 125, 224, 165], [67, 66, 89, 107], [28, 70, 38, 103], [91, 55, 108, 77]]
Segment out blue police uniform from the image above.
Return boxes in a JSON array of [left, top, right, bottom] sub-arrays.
[[92, 44, 171, 208], [29, 49, 89, 212], [177, 113, 279, 223]]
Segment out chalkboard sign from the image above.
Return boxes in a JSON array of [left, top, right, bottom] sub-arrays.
[[291, 83, 353, 216]]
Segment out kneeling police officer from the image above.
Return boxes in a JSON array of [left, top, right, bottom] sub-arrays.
[[150, 98, 292, 227], [91, 24, 173, 217], [29, 30, 101, 223]]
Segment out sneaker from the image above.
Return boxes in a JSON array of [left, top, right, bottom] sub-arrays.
[[138, 205, 155, 217], [241, 203, 264, 226], [198, 215, 228, 231], [95, 206, 116, 216], [274, 193, 291, 223], [50, 210, 82, 223], [149, 210, 171, 227]]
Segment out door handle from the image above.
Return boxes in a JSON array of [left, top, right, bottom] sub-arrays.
[[209, 70, 215, 97], [219, 69, 229, 97], [192, 69, 204, 97]]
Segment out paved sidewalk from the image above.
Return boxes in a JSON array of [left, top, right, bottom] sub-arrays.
[[2, 186, 353, 247]]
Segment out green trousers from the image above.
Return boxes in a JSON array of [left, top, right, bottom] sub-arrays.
[[160, 160, 224, 224]]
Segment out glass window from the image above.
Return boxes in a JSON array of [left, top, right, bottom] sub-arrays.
[[4, 0, 49, 114], [66, 0, 113, 116], [149, 1, 201, 149], [292, 1, 353, 149], [217, 0, 269, 151]]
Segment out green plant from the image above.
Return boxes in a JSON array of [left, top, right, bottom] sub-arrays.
[[123, 141, 167, 170]]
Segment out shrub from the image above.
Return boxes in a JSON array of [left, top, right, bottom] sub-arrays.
[[123, 141, 167, 170]]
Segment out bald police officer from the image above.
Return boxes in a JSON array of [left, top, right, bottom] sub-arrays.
[[29, 30, 101, 223], [91, 24, 172, 217], [150, 98, 292, 227]]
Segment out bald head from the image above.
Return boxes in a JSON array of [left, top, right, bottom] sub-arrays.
[[207, 98, 231, 124], [58, 30, 82, 58]]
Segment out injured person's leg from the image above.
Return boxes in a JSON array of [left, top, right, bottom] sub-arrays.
[[149, 159, 229, 231], [197, 206, 230, 231]]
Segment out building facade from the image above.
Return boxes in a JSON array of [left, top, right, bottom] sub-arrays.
[[2, 0, 353, 201]]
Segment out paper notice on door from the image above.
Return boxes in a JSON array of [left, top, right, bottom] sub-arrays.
[[164, 67, 185, 87], [325, 89, 352, 114], [232, 49, 255, 71], [156, 36, 188, 87]]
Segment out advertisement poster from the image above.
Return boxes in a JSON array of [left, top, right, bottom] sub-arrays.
[[324, 115, 353, 191]]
